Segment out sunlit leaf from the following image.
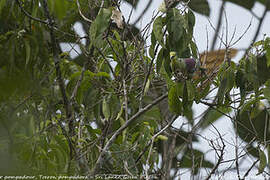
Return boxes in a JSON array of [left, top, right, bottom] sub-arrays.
[[157, 135, 168, 141]]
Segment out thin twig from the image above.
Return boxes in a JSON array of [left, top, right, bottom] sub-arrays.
[[132, 0, 153, 26], [205, 124, 226, 180], [211, 1, 225, 50], [70, 62, 87, 102], [90, 93, 168, 175], [123, 79, 129, 121], [145, 116, 176, 179], [76, 0, 92, 23], [139, 44, 159, 109], [15, 0, 48, 25], [243, 159, 259, 178]]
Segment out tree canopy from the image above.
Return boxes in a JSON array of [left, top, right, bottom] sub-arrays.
[[1, 0, 270, 179]]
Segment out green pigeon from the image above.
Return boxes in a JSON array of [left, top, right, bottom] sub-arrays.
[[170, 52, 199, 81]]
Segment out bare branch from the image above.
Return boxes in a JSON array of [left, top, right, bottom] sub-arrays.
[[211, 1, 225, 50], [205, 124, 226, 180], [132, 0, 153, 26]]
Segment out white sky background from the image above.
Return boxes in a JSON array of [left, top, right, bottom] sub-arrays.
[[120, 0, 270, 179]]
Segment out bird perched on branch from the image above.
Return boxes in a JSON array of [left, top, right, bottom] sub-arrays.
[[170, 49, 238, 84], [170, 51, 200, 81]]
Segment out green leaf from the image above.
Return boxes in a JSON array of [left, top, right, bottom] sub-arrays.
[[163, 49, 172, 77], [268, 145, 270, 166], [144, 78, 151, 95], [90, 8, 112, 47], [116, 102, 124, 120], [186, 80, 195, 101], [0, 0, 6, 14], [48, 0, 69, 19], [153, 16, 165, 47], [149, 32, 156, 58], [258, 149, 267, 175], [157, 135, 168, 141], [265, 37, 270, 67], [187, 10, 195, 33], [156, 48, 164, 73], [167, 9, 184, 43], [239, 97, 263, 115], [246, 145, 259, 158], [188, 0, 210, 17], [167, 8, 184, 53], [168, 85, 182, 115], [223, 0, 255, 10], [263, 87, 270, 102], [102, 98, 110, 121], [235, 105, 269, 143], [180, 149, 214, 174], [182, 81, 188, 106], [200, 107, 232, 129], [24, 40, 31, 66], [217, 78, 227, 104], [190, 40, 198, 59], [54, 135, 69, 154], [257, 55, 270, 85]]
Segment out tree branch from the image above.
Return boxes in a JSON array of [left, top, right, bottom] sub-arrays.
[[76, 0, 92, 23], [41, 0, 74, 136], [90, 93, 168, 175], [131, 0, 153, 26], [211, 1, 225, 50], [15, 0, 49, 25]]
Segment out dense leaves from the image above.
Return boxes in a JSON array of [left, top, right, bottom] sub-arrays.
[[1, 0, 270, 179]]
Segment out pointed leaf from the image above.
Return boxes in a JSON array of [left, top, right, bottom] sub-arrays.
[[0, 0, 6, 14], [144, 78, 151, 95], [102, 98, 110, 121], [188, 0, 210, 16], [24, 40, 31, 66], [257, 149, 267, 175], [90, 8, 112, 47], [153, 16, 165, 47], [200, 107, 231, 129], [156, 48, 164, 73], [168, 85, 182, 115]]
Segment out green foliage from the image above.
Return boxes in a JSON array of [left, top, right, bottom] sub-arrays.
[[153, 16, 165, 47], [89, 8, 112, 48], [188, 0, 210, 16], [168, 84, 183, 115], [223, 0, 270, 10], [1, 0, 270, 178], [258, 149, 267, 175], [179, 149, 214, 174]]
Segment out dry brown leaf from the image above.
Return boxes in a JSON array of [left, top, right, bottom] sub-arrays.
[[111, 9, 123, 29]]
